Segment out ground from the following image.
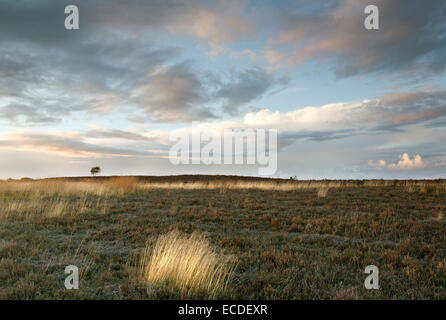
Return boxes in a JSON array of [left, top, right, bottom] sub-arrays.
[[0, 176, 445, 299]]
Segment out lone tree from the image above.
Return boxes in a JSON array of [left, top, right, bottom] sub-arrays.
[[90, 166, 101, 176]]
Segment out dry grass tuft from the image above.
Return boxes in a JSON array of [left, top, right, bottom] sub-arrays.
[[317, 187, 329, 198], [139, 230, 234, 298]]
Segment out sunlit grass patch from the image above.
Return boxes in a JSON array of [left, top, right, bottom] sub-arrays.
[[317, 187, 329, 198], [139, 230, 235, 298], [0, 197, 108, 220]]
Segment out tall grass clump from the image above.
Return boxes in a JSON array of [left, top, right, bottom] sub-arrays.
[[317, 187, 329, 198], [139, 230, 235, 298]]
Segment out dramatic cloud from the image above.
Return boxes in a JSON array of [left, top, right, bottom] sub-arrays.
[[267, 0, 446, 78], [369, 153, 425, 170], [3, 0, 444, 127], [0, 30, 182, 123], [0, 0, 250, 45], [238, 89, 446, 136], [0, 0, 263, 125], [133, 62, 217, 122], [217, 67, 288, 115]]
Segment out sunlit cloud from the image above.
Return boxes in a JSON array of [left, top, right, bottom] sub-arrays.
[[369, 153, 425, 170]]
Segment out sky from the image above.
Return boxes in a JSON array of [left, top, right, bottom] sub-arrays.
[[1, 0, 446, 179]]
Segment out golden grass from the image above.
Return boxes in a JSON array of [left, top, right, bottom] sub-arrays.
[[140, 179, 446, 191], [0, 178, 144, 199], [317, 187, 329, 198], [0, 178, 445, 220], [105, 176, 141, 193], [1, 178, 445, 196], [0, 180, 113, 197], [140, 180, 349, 191], [0, 197, 107, 219], [139, 230, 235, 298]]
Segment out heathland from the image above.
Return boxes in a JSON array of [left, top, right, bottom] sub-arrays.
[[0, 175, 445, 299]]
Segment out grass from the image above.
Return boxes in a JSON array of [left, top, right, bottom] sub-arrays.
[[139, 230, 234, 298], [106, 177, 141, 193], [0, 176, 445, 299], [317, 187, 329, 198]]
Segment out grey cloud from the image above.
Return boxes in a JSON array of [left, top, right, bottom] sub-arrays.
[[425, 116, 446, 129], [217, 67, 288, 115], [130, 62, 284, 122], [276, 129, 359, 151], [0, 0, 264, 124], [0, 1, 181, 45], [84, 129, 154, 141], [372, 89, 446, 128], [0, 0, 249, 46], [0, 26, 183, 123], [0, 19, 201, 124], [133, 62, 217, 123], [280, 129, 357, 143], [271, 0, 446, 79], [0, 103, 60, 126], [0, 1, 79, 45]]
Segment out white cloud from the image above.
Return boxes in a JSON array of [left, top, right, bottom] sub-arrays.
[[369, 153, 425, 170]]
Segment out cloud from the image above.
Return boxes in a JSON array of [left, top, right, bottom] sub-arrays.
[[279, 129, 356, 144], [0, 131, 165, 158], [92, 0, 251, 47], [166, 1, 250, 46], [133, 62, 217, 122], [0, 103, 60, 126], [368, 159, 388, 170], [0, 0, 278, 125], [131, 63, 287, 121], [0, 0, 250, 44], [267, 0, 446, 78], [0, 39, 279, 124], [175, 88, 446, 150], [84, 129, 154, 141], [434, 159, 446, 167], [216, 67, 289, 115], [0, 28, 182, 123], [0, 0, 260, 125], [369, 153, 425, 170], [238, 89, 446, 134]]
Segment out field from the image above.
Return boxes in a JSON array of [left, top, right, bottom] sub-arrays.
[[0, 176, 445, 299]]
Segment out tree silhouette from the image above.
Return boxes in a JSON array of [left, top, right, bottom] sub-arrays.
[[90, 166, 101, 176]]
